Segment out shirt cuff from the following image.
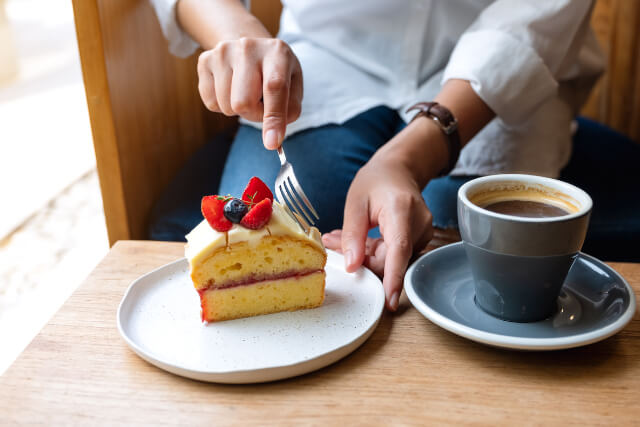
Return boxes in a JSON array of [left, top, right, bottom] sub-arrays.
[[150, 0, 199, 58], [442, 29, 558, 126]]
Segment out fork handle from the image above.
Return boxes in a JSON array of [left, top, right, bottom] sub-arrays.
[[277, 146, 287, 166]]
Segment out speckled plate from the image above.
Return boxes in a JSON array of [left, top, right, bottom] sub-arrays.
[[405, 242, 636, 351], [117, 250, 384, 383]]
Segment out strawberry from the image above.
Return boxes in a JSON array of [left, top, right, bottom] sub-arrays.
[[201, 195, 233, 232], [240, 198, 272, 229], [242, 176, 273, 206]]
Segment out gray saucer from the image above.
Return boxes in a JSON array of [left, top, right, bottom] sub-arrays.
[[404, 242, 636, 350]]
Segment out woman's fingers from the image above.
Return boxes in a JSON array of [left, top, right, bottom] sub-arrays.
[[196, 38, 303, 138], [321, 231, 342, 252], [413, 209, 434, 254], [213, 64, 234, 116], [322, 230, 380, 255], [363, 238, 386, 278], [379, 201, 414, 311], [322, 231, 386, 277], [288, 67, 303, 124], [203, 41, 233, 115], [261, 41, 292, 150], [335, 200, 432, 312], [197, 51, 219, 112], [230, 44, 263, 122], [341, 185, 370, 273]]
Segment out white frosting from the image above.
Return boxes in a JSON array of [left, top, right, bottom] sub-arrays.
[[185, 201, 323, 266]]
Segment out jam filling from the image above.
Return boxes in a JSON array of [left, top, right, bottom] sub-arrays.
[[197, 268, 323, 296]]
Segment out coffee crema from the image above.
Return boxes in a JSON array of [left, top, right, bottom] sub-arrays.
[[468, 183, 580, 218]]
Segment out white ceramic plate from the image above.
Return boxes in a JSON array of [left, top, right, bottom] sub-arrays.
[[117, 250, 384, 383]]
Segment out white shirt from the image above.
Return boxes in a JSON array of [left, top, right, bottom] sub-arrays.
[[150, 0, 603, 177]]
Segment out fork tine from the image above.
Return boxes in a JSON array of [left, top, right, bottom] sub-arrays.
[[274, 179, 283, 204], [281, 182, 313, 228], [274, 143, 319, 231], [285, 177, 316, 226], [274, 177, 284, 204], [286, 173, 320, 220], [277, 184, 298, 220], [278, 184, 310, 231]]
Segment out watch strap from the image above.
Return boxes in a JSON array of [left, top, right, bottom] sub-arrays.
[[407, 102, 461, 176]]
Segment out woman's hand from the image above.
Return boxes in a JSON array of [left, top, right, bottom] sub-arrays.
[[197, 38, 303, 150], [327, 150, 435, 311], [322, 115, 454, 311], [322, 80, 495, 311]]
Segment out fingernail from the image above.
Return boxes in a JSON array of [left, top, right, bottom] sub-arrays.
[[264, 129, 279, 149], [389, 291, 400, 311], [344, 249, 354, 268]]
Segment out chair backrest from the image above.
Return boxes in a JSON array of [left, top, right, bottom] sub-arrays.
[[582, 0, 640, 142], [73, 0, 637, 246]]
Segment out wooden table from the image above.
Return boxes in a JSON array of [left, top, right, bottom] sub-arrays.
[[2, 241, 639, 425]]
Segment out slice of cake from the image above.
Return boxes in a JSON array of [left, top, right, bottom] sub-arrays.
[[185, 177, 327, 322]]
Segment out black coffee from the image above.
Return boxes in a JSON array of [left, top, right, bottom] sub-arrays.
[[484, 200, 570, 218]]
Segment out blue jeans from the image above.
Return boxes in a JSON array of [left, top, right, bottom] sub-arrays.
[[150, 106, 640, 262]]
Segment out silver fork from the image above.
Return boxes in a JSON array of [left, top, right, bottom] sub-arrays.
[[274, 146, 320, 231]]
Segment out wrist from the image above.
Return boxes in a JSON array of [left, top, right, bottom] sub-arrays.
[[204, 17, 271, 49], [177, 0, 271, 49], [405, 117, 450, 185], [376, 116, 449, 188], [218, 14, 272, 42], [433, 79, 494, 145]]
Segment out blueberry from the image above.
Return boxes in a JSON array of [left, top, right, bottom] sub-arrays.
[[223, 198, 248, 223]]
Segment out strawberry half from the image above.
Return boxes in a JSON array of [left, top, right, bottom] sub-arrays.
[[242, 176, 273, 206], [201, 195, 233, 232], [240, 198, 272, 230]]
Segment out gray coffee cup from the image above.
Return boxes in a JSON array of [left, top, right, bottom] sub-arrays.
[[457, 174, 592, 322]]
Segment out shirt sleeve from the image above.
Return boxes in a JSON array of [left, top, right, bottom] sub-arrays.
[[149, 0, 251, 58], [441, 0, 598, 126]]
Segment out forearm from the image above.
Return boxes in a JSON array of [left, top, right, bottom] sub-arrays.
[[434, 79, 495, 146], [176, 0, 271, 49], [377, 79, 495, 188]]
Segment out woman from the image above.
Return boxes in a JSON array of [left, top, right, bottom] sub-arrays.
[[149, 0, 605, 310]]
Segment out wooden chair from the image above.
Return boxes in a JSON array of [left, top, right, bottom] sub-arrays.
[[73, 0, 640, 247]]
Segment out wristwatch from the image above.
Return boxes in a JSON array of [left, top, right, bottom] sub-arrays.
[[407, 102, 461, 177]]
